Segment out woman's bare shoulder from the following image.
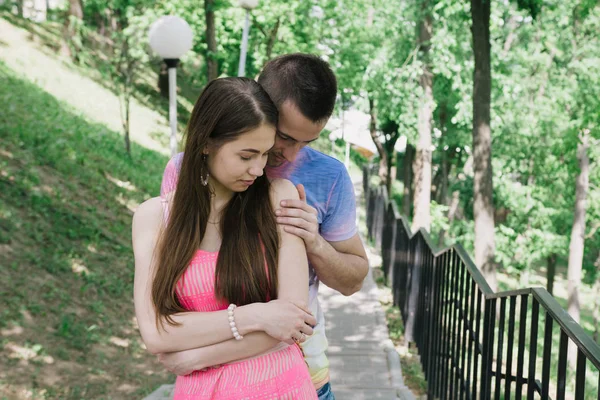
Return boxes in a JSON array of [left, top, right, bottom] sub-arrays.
[[132, 197, 163, 237], [269, 179, 299, 202]]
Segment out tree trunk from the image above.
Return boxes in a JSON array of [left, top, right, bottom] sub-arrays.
[[546, 253, 557, 295], [205, 0, 218, 82], [412, 6, 433, 233], [594, 271, 600, 344], [567, 130, 590, 366], [62, 0, 84, 58], [471, 0, 497, 291], [402, 144, 415, 217], [385, 153, 394, 195], [123, 88, 131, 156], [368, 97, 388, 185], [67, 0, 83, 30], [265, 18, 280, 61], [439, 190, 461, 245], [383, 129, 399, 196], [16, 0, 24, 17], [437, 146, 448, 206], [437, 103, 450, 205]]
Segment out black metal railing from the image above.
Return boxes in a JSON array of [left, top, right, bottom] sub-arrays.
[[363, 165, 600, 400]]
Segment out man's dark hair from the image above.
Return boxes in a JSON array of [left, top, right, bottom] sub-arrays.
[[258, 53, 337, 123]]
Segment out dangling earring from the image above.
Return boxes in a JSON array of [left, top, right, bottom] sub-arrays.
[[201, 153, 210, 186]]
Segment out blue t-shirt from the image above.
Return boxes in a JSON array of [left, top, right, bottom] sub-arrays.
[[265, 146, 357, 243]]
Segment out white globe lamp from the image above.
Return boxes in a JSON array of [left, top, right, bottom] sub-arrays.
[[148, 16, 193, 157]]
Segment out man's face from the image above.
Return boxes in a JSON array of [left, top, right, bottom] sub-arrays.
[[267, 100, 327, 167]]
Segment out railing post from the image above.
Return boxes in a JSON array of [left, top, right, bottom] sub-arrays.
[[367, 187, 377, 241], [374, 185, 388, 249], [404, 234, 422, 344], [362, 164, 369, 199], [363, 164, 370, 215], [480, 297, 496, 400], [382, 202, 399, 285], [393, 218, 409, 312]]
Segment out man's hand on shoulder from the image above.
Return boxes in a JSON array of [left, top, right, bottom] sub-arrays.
[[274, 183, 323, 254]]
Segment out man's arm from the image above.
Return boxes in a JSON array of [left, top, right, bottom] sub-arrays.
[[276, 184, 368, 296], [307, 233, 368, 296]]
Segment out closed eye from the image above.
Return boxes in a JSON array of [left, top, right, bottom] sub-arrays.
[[277, 131, 296, 142]]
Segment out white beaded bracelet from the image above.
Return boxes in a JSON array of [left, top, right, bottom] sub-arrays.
[[227, 303, 243, 340]]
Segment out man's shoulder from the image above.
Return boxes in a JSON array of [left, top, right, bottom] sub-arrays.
[[299, 147, 346, 175], [171, 152, 185, 168]]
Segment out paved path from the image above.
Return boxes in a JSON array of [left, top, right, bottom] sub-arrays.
[[320, 262, 415, 400]]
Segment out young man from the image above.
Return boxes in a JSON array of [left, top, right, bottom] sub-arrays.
[[158, 53, 369, 400]]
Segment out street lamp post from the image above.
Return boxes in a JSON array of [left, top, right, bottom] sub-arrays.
[[237, 0, 259, 77], [148, 16, 193, 158]]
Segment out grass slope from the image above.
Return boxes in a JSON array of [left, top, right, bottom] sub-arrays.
[[0, 61, 171, 399]]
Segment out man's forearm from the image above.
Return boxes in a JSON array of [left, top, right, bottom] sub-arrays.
[[307, 238, 368, 296]]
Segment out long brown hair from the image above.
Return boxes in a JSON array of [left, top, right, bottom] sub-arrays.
[[152, 78, 279, 327]]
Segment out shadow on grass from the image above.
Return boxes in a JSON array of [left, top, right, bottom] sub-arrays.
[[0, 61, 172, 399]]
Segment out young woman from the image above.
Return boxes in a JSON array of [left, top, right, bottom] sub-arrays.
[[132, 78, 318, 399]]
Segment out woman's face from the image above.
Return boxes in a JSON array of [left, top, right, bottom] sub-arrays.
[[207, 123, 275, 193]]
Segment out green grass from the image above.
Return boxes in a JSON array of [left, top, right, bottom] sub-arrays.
[[1, 11, 203, 130], [384, 304, 428, 396], [0, 60, 172, 399]]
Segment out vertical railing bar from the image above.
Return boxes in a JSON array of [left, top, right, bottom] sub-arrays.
[[505, 296, 517, 400], [487, 298, 497, 400], [452, 251, 462, 400], [556, 330, 568, 400], [574, 349, 586, 400], [541, 311, 553, 399], [466, 278, 476, 400], [442, 251, 452, 400], [449, 250, 458, 399], [527, 299, 539, 400], [472, 288, 483, 400], [436, 252, 448, 399], [495, 298, 507, 400], [459, 260, 469, 400], [597, 370, 599, 400], [515, 295, 528, 400], [575, 349, 587, 400], [427, 253, 439, 398], [420, 242, 429, 363]]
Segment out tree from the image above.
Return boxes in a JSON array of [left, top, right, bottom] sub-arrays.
[[412, 2, 434, 232], [567, 131, 590, 332], [204, 0, 218, 81], [380, 119, 400, 195], [470, 0, 497, 290], [62, 0, 84, 59]]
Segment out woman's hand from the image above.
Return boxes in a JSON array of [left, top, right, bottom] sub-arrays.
[[158, 348, 207, 376], [254, 300, 316, 345]]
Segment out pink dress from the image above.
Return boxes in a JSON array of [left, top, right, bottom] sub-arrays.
[[171, 249, 317, 400]]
